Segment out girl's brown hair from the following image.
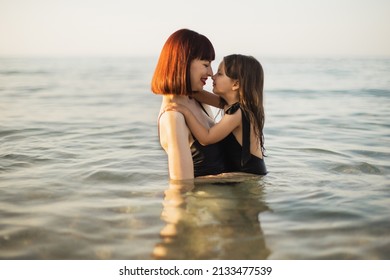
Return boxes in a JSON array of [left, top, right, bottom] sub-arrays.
[[151, 29, 215, 95], [224, 54, 265, 152]]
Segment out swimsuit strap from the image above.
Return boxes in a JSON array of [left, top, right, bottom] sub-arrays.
[[225, 102, 240, 115], [225, 102, 251, 167], [157, 111, 165, 141], [196, 100, 210, 116]]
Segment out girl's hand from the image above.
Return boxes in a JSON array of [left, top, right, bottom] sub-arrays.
[[164, 103, 188, 114]]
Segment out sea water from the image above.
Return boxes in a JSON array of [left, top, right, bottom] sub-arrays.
[[0, 56, 389, 259]]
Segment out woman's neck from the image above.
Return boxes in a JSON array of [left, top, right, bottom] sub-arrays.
[[162, 94, 197, 107]]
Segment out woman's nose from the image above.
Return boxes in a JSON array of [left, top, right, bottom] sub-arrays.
[[207, 66, 213, 76]]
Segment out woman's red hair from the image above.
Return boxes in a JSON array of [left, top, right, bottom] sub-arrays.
[[151, 29, 215, 95]]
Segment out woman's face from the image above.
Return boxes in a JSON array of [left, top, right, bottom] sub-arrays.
[[212, 61, 235, 96], [190, 59, 213, 92]]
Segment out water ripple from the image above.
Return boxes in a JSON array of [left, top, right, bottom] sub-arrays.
[[331, 162, 382, 174]]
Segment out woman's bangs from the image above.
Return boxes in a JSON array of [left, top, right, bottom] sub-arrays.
[[193, 35, 215, 61]]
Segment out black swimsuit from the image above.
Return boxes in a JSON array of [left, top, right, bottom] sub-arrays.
[[191, 140, 225, 177], [158, 102, 225, 178], [221, 103, 267, 175]]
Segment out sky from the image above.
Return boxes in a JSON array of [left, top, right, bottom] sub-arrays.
[[1, 0, 389, 57]]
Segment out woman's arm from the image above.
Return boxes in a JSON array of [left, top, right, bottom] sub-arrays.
[[192, 90, 224, 109], [159, 111, 194, 180], [165, 104, 241, 146]]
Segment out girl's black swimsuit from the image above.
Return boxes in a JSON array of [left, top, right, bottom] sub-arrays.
[[221, 102, 267, 175]]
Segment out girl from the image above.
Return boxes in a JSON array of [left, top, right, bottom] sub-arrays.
[[165, 54, 267, 175]]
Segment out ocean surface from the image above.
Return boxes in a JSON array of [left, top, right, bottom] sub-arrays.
[[0, 56, 389, 259]]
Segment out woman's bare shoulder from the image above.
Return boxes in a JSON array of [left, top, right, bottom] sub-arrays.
[[159, 110, 186, 127], [159, 111, 191, 144]]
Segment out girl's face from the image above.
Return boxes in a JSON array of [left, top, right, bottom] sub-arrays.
[[212, 61, 236, 96], [190, 59, 213, 92]]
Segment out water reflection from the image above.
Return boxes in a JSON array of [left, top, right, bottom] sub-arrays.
[[153, 175, 271, 259]]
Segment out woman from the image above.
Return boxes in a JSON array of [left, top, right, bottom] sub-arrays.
[[151, 29, 225, 180]]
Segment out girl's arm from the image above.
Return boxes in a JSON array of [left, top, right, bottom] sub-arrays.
[[159, 111, 194, 180], [165, 103, 241, 146], [192, 90, 224, 109]]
